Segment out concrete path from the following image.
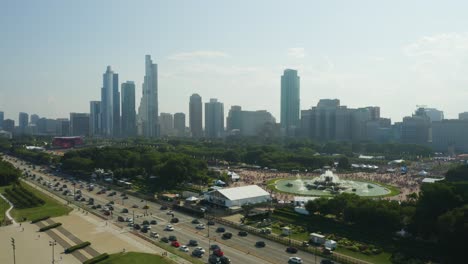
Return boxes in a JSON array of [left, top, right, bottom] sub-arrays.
[[0, 193, 17, 225]]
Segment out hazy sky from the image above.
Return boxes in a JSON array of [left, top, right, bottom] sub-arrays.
[[2, 0, 468, 123]]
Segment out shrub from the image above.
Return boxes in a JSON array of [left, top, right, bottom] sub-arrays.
[[83, 253, 109, 264], [65, 241, 91, 254], [31, 216, 50, 224], [39, 222, 62, 232]]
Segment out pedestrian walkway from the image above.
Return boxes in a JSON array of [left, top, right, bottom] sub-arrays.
[[0, 193, 17, 225]]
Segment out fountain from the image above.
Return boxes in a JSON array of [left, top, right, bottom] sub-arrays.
[[273, 170, 391, 197]]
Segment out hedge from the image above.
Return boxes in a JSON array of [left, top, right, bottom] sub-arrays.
[[39, 222, 62, 232], [65, 241, 91, 254], [31, 216, 50, 224], [83, 253, 109, 264]]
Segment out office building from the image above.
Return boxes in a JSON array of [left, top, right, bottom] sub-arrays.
[[56, 118, 70, 136], [121, 81, 136, 137], [3, 119, 14, 133], [226, 106, 276, 136], [138, 55, 159, 137], [101, 66, 119, 137], [0, 111, 3, 129], [70, 113, 90, 136], [401, 108, 431, 145], [18, 112, 29, 134], [424, 108, 444, 122], [205, 99, 224, 138], [366, 107, 380, 121], [280, 69, 300, 136], [459, 112, 468, 120], [36, 118, 57, 135], [189, 94, 203, 138], [89, 101, 101, 136], [432, 119, 468, 153], [226, 106, 242, 132], [159, 113, 173, 137], [173, 113, 186, 137], [30, 114, 40, 125]]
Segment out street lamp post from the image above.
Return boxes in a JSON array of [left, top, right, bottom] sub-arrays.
[[11, 237, 15, 264], [49, 240, 57, 264]]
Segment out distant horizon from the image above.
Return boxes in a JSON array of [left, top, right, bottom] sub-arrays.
[[2, 1, 468, 123]]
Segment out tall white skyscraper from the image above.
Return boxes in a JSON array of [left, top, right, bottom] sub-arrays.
[[101, 66, 119, 137], [138, 55, 159, 137]]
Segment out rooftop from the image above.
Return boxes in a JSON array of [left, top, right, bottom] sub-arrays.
[[217, 185, 270, 201]]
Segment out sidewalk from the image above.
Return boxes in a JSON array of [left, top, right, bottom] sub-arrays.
[[0, 193, 17, 225]]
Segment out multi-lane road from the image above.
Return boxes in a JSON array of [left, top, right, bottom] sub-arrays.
[[4, 155, 327, 264]]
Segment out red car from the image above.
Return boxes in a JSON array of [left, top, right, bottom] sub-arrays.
[[213, 248, 224, 257], [171, 241, 180, 248]]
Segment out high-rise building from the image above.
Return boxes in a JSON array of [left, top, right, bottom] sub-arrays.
[[173, 113, 186, 137], [239, 110, 276, 136], [3, 119, 14, 133], [159, 113, 173, 136], [30, 114, 40, 125], [121, 81, 136, 137], [18, 112, 29, 134], [56, 118, 70, 136], [89, 101, 101, 136], [366, 107, 380, 121], [101, 66, 119, 137], [138, 55, 159, 137], [460, 112, 468, 120], [70, 113, 90, 136], [205, 99, 224, 138], [189, 94, 203, 138], [0, 111, 4, 129], [36, 118, 57, 135], [280, 69, 300, 136], [401, 108, 431, 145], [432, 119, 468, 153], [226, 106, 242, 132], [424, 108, 444, 122]]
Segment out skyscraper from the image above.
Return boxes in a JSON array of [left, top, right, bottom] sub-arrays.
[[424, 108, 444, 122], [89, 101, 101, 136], [205, 98, 224, 138], [18, 112, 29, 134], [280, 69, 300, 136], [121, 81, 136, 137], [226, 106, 242, 132], [70, 113, 90, 136], [159, 113, 173, 136], [3, 119, 14, 133], [0, 111, 4, 129], [189, 94, 203, 138], [101, 66, 119, 137], [138, 55, 159, 137], [30, 114, 40, 125], [173, 113, 186, 137]]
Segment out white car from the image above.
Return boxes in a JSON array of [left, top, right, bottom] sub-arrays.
[[179, 245, 189, 252], [166, 210, 173, 215], [165, 225, 174, 231], [194, 247, 205, 254], [196, 224, 205, 230], [150, 231, 159, 238], [289, 257, 303, 264]]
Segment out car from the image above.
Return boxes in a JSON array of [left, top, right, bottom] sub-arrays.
[[103, 211, 110, 216], [193, 247, 205, 254], [220, 256, 231, 264], [286, 246, 299, 253], [170, 218, 179, 223], [255, 241, 266, 248], [191, 250, 204, 258], [132, 204, 139, 208], [141, 227, 149, 233], [96, 204, 102, 209], [133, 224, 141, 230], [125, 217, 133, 222], [213, 248, 224, 257], [216, 227, 226, 233], [210, 245, 220, 251], [188, 240, 198, 246], [91, 205, 97, 209], [150, 220, 157, 225], [121, 208, 129, 213], [123, 196, 128, 200], [165, 225, 174, 231], [166, 210, 173, 215], [160, 205, 168, 210], [171, 241, 180, 248], [127, 222, 134, 227], [196, 224, 205, 229], [207, 220, 215, 225], [179, 245, 189, 252], [192, 219, 200, 224], [222, 232, 232, 239], [117, 216, 125, 222], [160, 237, 169, 243], [168, 235, 177, 241], [238, 231, 248, 236], [320, 260, 334, 264], [142, 220, 149, 225], [80, 197, 86, 202], [289, 257, 303, 264], [150, 231, 159, 238]]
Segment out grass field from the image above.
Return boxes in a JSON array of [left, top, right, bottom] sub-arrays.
[[100, 252, 175, 264], [0, 183, 71, 222]]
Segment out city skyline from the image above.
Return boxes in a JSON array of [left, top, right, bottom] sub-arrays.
[[3, 1, 468, 123]]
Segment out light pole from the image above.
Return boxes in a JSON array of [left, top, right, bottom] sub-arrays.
[[11, 237, 16, 264], [49, 240, 57, 264]]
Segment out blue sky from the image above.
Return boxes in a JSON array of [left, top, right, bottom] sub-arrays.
[[2, 0, 468, 123]]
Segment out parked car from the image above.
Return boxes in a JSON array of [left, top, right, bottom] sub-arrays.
[[213, 248, 224, 257], [141, 227, 149, 233], [222, 232, 232, 239], [255, 241, 266, 248], [289, 257, 303, 264], [150, 220, 157, 225], [210, 245, 220, 251], [320, 260, 334, 264], [132, 204, 139, 208], [196, 224, 205, 230], [238, 231, 248, 237], [133, 224, 141, 230], [170, 218, 179, 223], [117, 216, 125, 222], [188, 240, 198, 246], [166, 210, 173, 215], [142, 220, 149, 225], [165, 225, 174, 231], [160, 205, 168, 210], [192, 219, 200, 224], [179, 245, 189, 252], [216, 227, 226, 233], [286, 247, 298, 253], [150, 231, 159, 238], [220, 256, 231, 264], [193, 247, 205, 254], [207, 220, 215, 225], [171, 241, 181, 248], [192, 250, 204, 258], [160, 237, 169, 243], [168, 235, 177, 241]]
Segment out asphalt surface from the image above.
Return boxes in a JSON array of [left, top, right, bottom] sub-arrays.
[[5, 155, 328, 264]]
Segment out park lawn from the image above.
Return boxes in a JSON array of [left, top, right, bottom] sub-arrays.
[[1, 183, 71, 222], [100, 252, 175, 264], [335, 247, 392, 264]]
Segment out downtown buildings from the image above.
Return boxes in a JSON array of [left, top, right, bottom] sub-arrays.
[[138, 55, 159, 138], [189, 93, 203, 138], [280, 69, 300, 136]]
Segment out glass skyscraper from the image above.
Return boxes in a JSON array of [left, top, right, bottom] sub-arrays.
[[280, 69, 300, 136]]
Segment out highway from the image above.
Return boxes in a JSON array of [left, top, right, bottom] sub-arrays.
[[4, 155, 328, 264]]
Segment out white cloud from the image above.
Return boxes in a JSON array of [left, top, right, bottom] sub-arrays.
[[168, 50, 230, 60], [287, 48, 306, 59], [404, 33, 468, 58]]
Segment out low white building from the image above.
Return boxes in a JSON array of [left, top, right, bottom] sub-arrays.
[[204, 185, 271, 208]]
